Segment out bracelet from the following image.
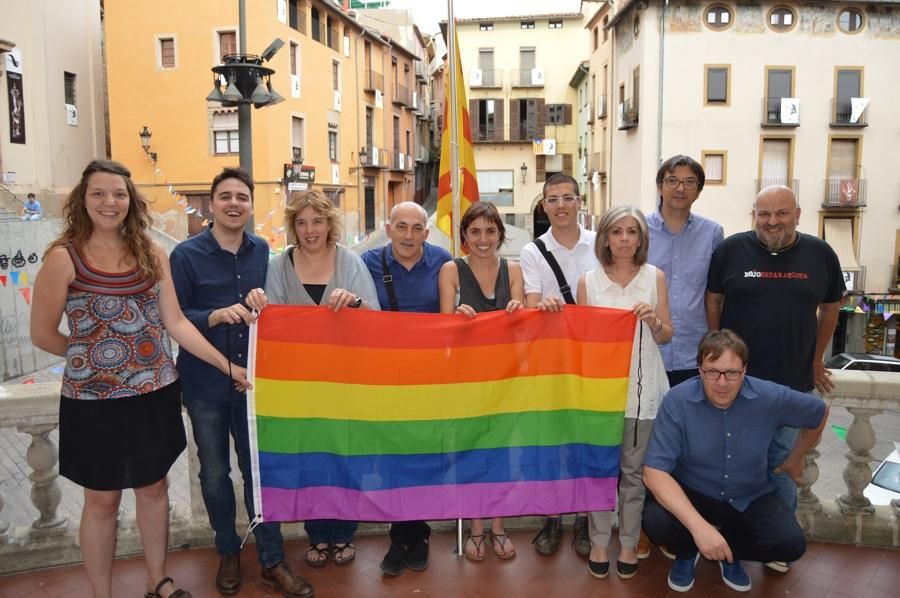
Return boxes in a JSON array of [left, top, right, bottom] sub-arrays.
[[652, 318, 663, 334]]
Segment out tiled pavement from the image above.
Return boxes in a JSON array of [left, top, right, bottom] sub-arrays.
[[0, 530, 897, 597]]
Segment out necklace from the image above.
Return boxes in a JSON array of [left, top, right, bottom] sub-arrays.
[[606, 266, 638, 288]]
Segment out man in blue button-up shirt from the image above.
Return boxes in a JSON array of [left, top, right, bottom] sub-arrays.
[[648, 155, 724, 387], [170, 168, 313, 597], [642, 330, 827, 593]]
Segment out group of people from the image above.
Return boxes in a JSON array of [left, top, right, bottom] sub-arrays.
[[30, 153, 841, 597]]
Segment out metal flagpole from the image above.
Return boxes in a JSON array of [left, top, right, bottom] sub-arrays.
[[446, 0, 465, 558], [447, 1, 462, 261]]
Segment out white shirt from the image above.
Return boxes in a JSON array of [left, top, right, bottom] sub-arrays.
[[585, 264, 669, 419], [520, 225, 599, 299]]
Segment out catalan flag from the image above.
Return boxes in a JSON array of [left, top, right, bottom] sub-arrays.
[[436, 27, 479, 251], [249, 305, 635, 522]]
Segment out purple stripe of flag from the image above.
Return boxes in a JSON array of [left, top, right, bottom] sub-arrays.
[[261, 477, 618, 522]]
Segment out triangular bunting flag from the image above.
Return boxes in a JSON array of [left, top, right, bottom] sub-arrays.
[[20, 287, 31, 304], [19, 272, 28, 286], [0, 275, 6, 286], [10, 271, 20, 286], [854, 306, 864, 313], [884, 312, 894, 321]]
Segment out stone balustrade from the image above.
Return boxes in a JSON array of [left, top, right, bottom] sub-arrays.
[[1, 370, 898, 575]]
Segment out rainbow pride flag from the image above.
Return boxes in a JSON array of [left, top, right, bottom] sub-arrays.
[[249, 305, 635, 522]]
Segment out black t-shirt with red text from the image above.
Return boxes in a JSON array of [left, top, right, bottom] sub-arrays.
[[707, 231, 845, 391]]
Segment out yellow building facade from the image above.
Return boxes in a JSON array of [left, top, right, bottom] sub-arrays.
[[105, 0, 418, 246]]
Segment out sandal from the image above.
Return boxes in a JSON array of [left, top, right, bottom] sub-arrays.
[[144, 577, 191, 598], [304, 543, 330, 568], [464, 532, 486, 562], [332, 542, 356, 566], [490, 531, 516, 560]]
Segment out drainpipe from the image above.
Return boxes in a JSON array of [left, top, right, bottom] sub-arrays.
[[354, 32, 363, 242], [608, 18, 615, 206], [656, 0, 668, 170]]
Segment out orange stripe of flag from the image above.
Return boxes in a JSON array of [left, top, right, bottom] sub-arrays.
[[255, 337, 633, 385], [256, 305, 636, 349]]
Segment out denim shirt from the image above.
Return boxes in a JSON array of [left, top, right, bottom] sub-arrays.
[[648, 210, 724, 371], [644, 376, 826, 511], [169, 228, 268, 402]]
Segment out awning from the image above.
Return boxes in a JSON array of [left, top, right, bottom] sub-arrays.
[[823, 218, 860, 269]]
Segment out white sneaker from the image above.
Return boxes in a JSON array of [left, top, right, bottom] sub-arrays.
[[765, 560, 789, 573]]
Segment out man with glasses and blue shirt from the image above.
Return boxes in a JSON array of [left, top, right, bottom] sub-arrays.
[[648, 155, 724, 387], [642, 330, 828, 593], [520, 172, 598, 557]]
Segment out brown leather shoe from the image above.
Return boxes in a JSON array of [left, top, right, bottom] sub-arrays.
[[261, 561, 315, 597], [637, 530, 651, 560], [216, 554, 241, 595]]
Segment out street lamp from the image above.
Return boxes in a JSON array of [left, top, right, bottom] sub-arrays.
[[204, 0, 285, 231], [138, 126, 158, 162]]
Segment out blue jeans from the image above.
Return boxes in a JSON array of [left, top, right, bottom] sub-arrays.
[[184, 394, 285, 568], [305, 519, 358, 545], [767, 426, 800, 512]]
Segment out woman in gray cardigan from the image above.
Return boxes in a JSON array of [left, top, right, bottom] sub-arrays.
[[264, 190, 379, 568]]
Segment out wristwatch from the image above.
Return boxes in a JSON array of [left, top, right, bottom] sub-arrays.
[[351, 296, 363, 309]]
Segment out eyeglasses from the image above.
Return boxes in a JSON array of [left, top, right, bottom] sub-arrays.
[[544, 194, 580, 205], [700, 368, 745, 381], [663, 176, 700, 190]]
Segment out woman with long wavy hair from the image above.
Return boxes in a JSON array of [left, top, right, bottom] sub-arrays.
[[31, 160, 250, 598]]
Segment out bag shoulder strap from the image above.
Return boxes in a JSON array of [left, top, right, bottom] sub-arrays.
[[380, 247, 400, 311], [534, 238, 576, 305]]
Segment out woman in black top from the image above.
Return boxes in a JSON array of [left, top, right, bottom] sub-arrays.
[[438, 202, 524, 561]]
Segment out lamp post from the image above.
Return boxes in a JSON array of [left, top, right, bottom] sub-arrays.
[[138, 126, 158, 162], [205, 0, 284, 232]]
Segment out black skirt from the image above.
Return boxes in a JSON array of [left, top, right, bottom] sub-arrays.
[[59, 380, 187, 491]]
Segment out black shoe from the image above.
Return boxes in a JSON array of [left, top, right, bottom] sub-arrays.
[[616, 560, 639, 579], [380, 542, 407, 576], [532, 517, 562, 555], [588, 559, 610, 579], [406, 539, 429, 571], [572, 516, 591, 556]]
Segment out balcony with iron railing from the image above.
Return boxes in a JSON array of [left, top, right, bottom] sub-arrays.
[[617, 99, 638, 130], [590, 151, 607, 175], [415, 59, 427, 82], [1, 370, 897, 576], [288, 7, 306, 35], [470, 69, 503, 89], [359, 146, 389, 169], [390, 150, 413, 172], [756, 178, 800, 198], [363, 70, 383, 93], [761, 97, 800, 127], [415, 143, 428, 163], [830, 98, 868, 128], [598, 94, 608, 119], [392, 83, 411, 107], [511, 68, 544, 88], [822, 178, 867, 208]]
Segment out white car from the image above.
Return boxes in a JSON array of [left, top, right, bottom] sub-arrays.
[[863, 446, 900, 506]]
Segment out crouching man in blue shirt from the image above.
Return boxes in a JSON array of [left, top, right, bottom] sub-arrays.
[[642, 329, 828, 593]]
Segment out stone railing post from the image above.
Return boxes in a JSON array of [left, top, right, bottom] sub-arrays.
[[798, 432, 822, 511], [0, 487, 9, 543], [836, 407, 881, 515], [18, 424, 68, 535]]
